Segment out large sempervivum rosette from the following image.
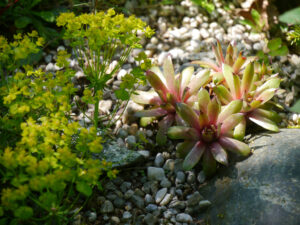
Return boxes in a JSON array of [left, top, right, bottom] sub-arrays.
[[167, 89, 250, 176], [214, 63, 281, 140], [192, 40, 255, 84], [131, 55, 210, 145]]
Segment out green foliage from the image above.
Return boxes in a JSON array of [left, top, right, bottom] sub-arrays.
[[240, 9, 265, 33], [191, 0, 215, 13], [290, 99, 300, 113], [0, 31, 44, 78], [57, 9, 154, 129], [0, 47, 117, 224], [287, 25, 300, 46], [0, 0, 65, 41], [257, 38, 289, 64], [279, 7, 300, 25]]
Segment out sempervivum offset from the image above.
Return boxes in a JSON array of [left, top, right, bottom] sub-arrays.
[[131, 55, 210, 145], [214, 63, 281, 140], [168, 89, 251, 177]]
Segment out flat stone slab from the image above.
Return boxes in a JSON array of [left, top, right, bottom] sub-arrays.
[[94, 141, 144, 168], [199, 129, 300, 225]]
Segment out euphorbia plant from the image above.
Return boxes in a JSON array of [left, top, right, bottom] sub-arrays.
[[132, 55, 210, 145], [167, 89, 251, 176], [214, 63, 281, 139]]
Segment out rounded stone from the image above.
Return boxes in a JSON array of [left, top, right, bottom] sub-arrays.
[[154, 153, 165, 167], [176, 213, 193, 223], [155, 188, 168, 204], [100, 200, 114, 213], [147, 167, 166, 181]]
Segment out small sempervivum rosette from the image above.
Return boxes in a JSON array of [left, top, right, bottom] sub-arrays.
[[131, 55, 210, 145], [192, 40, 256, 84], [213, 63, 281, 140], [167, 89, 250, 177]]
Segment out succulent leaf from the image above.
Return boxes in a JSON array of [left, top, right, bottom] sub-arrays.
[[255, 78, 280, 96], [135, 108, 168, 118], [198, 88, 210, 114], [256, 88, 276, 104], [187, 69, 210, 96], [191, 61, 220, 72], [241, 63, 254, 96], [183, 141, 206, 171], [219, 137, 250, 156], [233, 117, 246, 140], [181, 66, 194, 88], [131, 90, 162, 105], [168, 126, 199, 140], [213, 85, 233, 105], [202, 150, 217, 177], [207, 97, 220, 124], [218, 100, 243, 123], [233, 52, 246, 74], [146, 71, 169, 101], [248, 114, 279, 132], [211, 142, 228, 166], [176, 141, 196, 158], [222, 64, 236, 97], [220, 113, 243, 134], [163, 55, 176, 95], [176, 103, 201, 130]]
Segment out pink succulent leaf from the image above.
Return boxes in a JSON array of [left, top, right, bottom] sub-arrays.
[[156, 114, 175, 145], [181, 66, 194, 90], [213, 85, 233, 105], [233, 52, 246, 74], [150, 66, 166, 86], [220, 113, 243, 135], [202, 150, 217, 177], [176, 141, 197, 158], [255, 78, 281, 96], [207, 97, 220, 125], [218, 100, 243, 123], [225, 44, 234, 65], [176, 103, 201, 131], [135, 108, 168, 118], [233, 74, 241, 99], [131, 90, 162, 105], [256, 88, 276, 105], [219, 136, 250, 156], [166, 93, 178, 107], [146, 70, 169, 101], [192, 60, 220, 72], [233, 116, 246, 140], [198, 88, 210, 114], [187, 69, 210, 96], [212, 43, 222, 67], [248, 114, 279, 132], [217, 40, 225, 63], [241, 63, 254, 96], [168, 126, 200, 140], [183, 141, 206, 171], [163, 55, 176, 94], [185, 94, 198, 106], [210, 142, 228, 166]]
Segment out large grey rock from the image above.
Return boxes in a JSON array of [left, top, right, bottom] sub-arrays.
[[94, 141, 144, 168], [199, 129, 300, 225]]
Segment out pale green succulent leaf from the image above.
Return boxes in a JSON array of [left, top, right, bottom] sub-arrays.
[[218, 100, 243, 123], [211, 142, 228, 166], [176, 103, 201, 130], [168, 126, 199, 140], [198, 88, 210, 114], [221, 113, 243, 135], [248, 114, 279, 132], [213, 85, 233, 105], [219, 136, 250, 156]]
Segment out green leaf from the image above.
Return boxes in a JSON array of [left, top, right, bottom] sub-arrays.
[[240, 19, 255, 29], [14, 206, 33, 220], [33, 11, 56, 23], [115, 89, 130, 101], [15, 16, 32, 29], [39, 192, 57, 210], [279, 7, 300, 25], [76, 182, 93, 197], [267, 38, 282, 51], [251, 9, 261, 26], [270, 45, 289, 57], [290, 99, 300, 113]]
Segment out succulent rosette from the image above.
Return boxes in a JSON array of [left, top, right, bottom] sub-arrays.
[[131, 55, 210, 145], [213, 63, 281, 140], [192, 40, 256, 84], [167, 89, 250, 176]]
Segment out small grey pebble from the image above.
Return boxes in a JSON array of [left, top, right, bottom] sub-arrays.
[[145, 194, 154, 204], [198, 200, 212, 209], [176, 213, 193, 223], [197, 171, 206, 184], [160, 178, 172, 188], [176, 171, 186, 184], [186, 171, 196, 184], [122, 211, 132, 220], [88, 212, 97, 222], [111, 216, 120, 224], [155, 188, 168, 204], [154, 153, 165, 167], [146, 204, 158, 212], [124, 189, 134, 199]]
